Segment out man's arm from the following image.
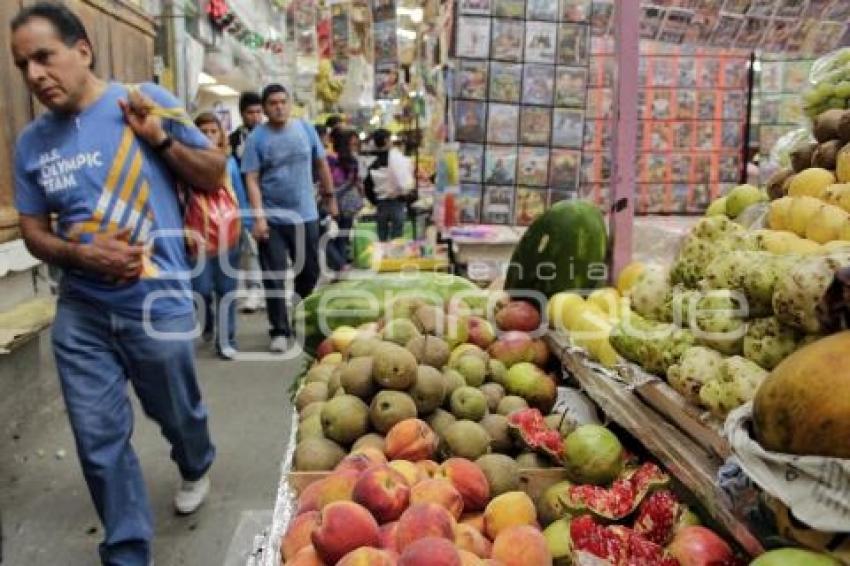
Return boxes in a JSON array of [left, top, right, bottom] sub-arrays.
[[20, 214, 144, 280], [315, 157, 339, 217], [157, 142, 226, 191], [118, 93, 225, 191], [245, 171, 269, 241]]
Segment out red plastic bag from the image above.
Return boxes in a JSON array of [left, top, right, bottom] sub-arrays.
[[183, 181, 240, 258]]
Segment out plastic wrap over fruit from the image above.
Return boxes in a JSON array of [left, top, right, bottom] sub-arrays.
[[768, 128, 816, 170]]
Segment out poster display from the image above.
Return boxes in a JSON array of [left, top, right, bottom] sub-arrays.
[[450, 0, 591, 224]]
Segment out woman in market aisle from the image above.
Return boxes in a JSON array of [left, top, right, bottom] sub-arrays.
[[365, 128, 416, 242], [328, 127, 365, 269], [193, 112, 252, 359]]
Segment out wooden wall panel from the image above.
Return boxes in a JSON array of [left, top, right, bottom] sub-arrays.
[[0, 0, 156, 211]]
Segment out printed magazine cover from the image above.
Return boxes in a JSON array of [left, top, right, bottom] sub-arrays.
[[549, 148, 580, 190], [458, 143, 485, 182], [525, 21, 558, 63], [455, 59, 489, 99], [455, 100, 487, 142], [492, 0, 524, 18], [519, 106, 552, 146], [482, 185, 515, 224], [557, 23, 588, 65], [491, 18, 525, 61], [515, 187, 547, 225], [522, 64, 555, 105], [517, 146, 550, 186], [456, 16, 492, 59], [484, 145, 519, 185], [554, 66, 587, 107], [489, 62, 523, 102], [487, 103, 520, 144], [551, 108, 585, 148], [458, 184, 483, 223]]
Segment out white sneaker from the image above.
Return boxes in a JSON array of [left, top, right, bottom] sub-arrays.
[[241, 293, 264, 313], [174, 475, 210, 515], [270, 335, 289, 353]]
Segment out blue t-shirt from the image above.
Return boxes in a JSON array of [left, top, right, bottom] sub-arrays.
[[240, 119, 324, 225], [14, 82, 211, 319]]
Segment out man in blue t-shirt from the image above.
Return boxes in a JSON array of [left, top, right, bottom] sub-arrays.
[[242, 84, 337, 352], [11, 4, 222, 564]]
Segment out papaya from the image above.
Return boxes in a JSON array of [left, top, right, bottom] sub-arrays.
[[754, 332, 850, 458], [504, 200, 608, 299]]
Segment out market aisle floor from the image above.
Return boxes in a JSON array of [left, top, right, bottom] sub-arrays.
[[0, 311, 296, 565]]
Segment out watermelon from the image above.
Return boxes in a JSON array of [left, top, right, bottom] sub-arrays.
[[294, 272, 484, 354], [504, 200, 608, 299]]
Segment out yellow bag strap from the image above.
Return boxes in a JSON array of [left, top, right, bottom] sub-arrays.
[[125, 83, 194, 127]]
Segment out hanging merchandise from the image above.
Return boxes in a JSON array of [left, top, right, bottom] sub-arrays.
[[205, 0, 285, 53], [338, 54, 375, 110], [317, 6, 332, 59], [295, 0, 319, 72], [315, 59, 344, 111], [331, 4, 351, 74], [371, 0, 399, 101]]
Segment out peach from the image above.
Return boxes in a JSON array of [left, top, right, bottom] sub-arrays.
[[398, 536, 461, 566], [281, 510, 320, 561], [491, 525, 552, 566], [495, 301, 541, 332], [379, 521, 400, 552], [484, 492, 537, 540], [388, 460, 423, 486], [311, 501, 381, 565], [314, 469, 359, 511], [385, 419, 438, 462], [488, 331, 536, 367], [415, 459, 440, 479], [287, 545, 323, 566], [409, 478, 464, 519], [336, 447, 387, 473], [337, 546, 398, 566], [296, 480, 324, 515], [352, 464, 411, 523], [455, 523, 492, 559], [396, 503, 456, 551], [438, 458, 491, 513], [460, 513, 485, 535], [459, 549, 486, 566]]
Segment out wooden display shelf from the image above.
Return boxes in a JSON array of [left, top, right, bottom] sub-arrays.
[[633, 378, 731, 460], [545, 331, 764, 558], [287, 468, 569, 504]]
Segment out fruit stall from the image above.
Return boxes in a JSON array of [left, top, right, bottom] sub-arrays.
[[263, 22, 850, 564]]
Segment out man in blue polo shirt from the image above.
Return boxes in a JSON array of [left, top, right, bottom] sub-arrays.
[[11, 4, 223, 564]]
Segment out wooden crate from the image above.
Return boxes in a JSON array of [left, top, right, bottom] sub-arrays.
[[287, 467, 569, 503], [545, 332, 764, 557]]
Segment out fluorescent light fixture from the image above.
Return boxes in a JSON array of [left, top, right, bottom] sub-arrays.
[[397, 7, 423, 22], [359, 132, 367, 140], [397, 29, 417, 40], [205, 84, 240, 96], [198, 72, 217, 85], [391, 134, 400, 142]]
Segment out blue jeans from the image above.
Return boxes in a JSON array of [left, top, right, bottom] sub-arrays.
[[52, 298, 215, 566], [192, 246, 241, 353], [376, 200, 406, 242]]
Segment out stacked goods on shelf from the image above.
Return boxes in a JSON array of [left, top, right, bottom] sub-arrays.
[[585, 38, 750, 214]]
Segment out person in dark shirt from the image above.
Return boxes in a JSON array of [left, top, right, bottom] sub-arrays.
[[365, 129, 415, 242], [228, 91, 263, 166]]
